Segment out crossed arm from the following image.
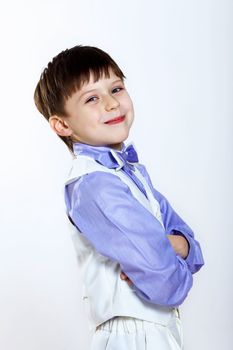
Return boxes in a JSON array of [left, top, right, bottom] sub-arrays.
[[66, 170, 204, 307], [121, 234, 189, 285]]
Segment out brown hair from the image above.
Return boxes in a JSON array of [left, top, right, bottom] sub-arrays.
[[34, 45, 126, 152]]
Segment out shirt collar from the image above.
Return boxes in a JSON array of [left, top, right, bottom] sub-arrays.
[[72, 141, 138, 170]]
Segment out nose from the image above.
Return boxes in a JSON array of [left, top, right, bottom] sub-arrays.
[[104, 94, 120, 111]]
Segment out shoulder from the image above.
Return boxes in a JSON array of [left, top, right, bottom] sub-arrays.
[[134, 163, 164, 200], [135, 162, 152, 185], [135, 163, 147, 176], [66, 170, 132, 201]]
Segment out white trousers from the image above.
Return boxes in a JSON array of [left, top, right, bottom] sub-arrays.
[[90, 309, 183, 350]]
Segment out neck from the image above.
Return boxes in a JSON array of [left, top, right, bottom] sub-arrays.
[[108, 142, 123, 150]]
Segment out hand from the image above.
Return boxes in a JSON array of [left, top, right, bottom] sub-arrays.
[[167, 234, 189, 259], [120, 271, 133, 286]]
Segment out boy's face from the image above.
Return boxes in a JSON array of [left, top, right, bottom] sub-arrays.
[[58, 68, 134, 150]]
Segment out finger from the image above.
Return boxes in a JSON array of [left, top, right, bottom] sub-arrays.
[[120, 273, 127, 280]]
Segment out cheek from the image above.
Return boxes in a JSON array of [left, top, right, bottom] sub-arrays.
[[125, 99, 134, 116], [123, 94, 134, 110], [85, 106, 102, 121], [130, 101, 134, 113]]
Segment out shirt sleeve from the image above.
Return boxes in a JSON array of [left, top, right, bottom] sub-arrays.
[[65, 170, 193, 308], [136, 164, 205, 274]]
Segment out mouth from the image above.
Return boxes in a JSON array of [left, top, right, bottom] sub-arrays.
[[104, 116, 125, 125]]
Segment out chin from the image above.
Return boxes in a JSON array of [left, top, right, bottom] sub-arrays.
[[105, 127, 131, 147]]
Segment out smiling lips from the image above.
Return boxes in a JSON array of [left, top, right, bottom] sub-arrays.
[[104, 116, 125, 125]]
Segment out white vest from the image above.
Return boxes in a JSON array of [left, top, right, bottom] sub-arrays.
[[65, 155, 177, 332]]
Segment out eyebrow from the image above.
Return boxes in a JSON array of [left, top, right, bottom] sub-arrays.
[[78, 79, 124, 100]]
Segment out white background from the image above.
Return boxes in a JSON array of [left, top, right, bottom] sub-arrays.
[[0, 0, 232, 349]]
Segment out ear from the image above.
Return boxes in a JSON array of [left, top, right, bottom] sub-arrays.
[[49, 116, 72, 137]]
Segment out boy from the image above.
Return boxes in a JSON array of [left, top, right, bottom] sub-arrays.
[[34, 45, 204, 349]]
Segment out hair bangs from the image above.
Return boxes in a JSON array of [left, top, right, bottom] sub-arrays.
[[63, 61, 125, 101]]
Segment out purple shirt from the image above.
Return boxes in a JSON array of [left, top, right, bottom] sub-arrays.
[[64, 142, 204, 307]]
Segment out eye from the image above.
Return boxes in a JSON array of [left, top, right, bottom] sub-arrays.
[[112, 86, 124, 94], [85, 96, 98, 103]]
